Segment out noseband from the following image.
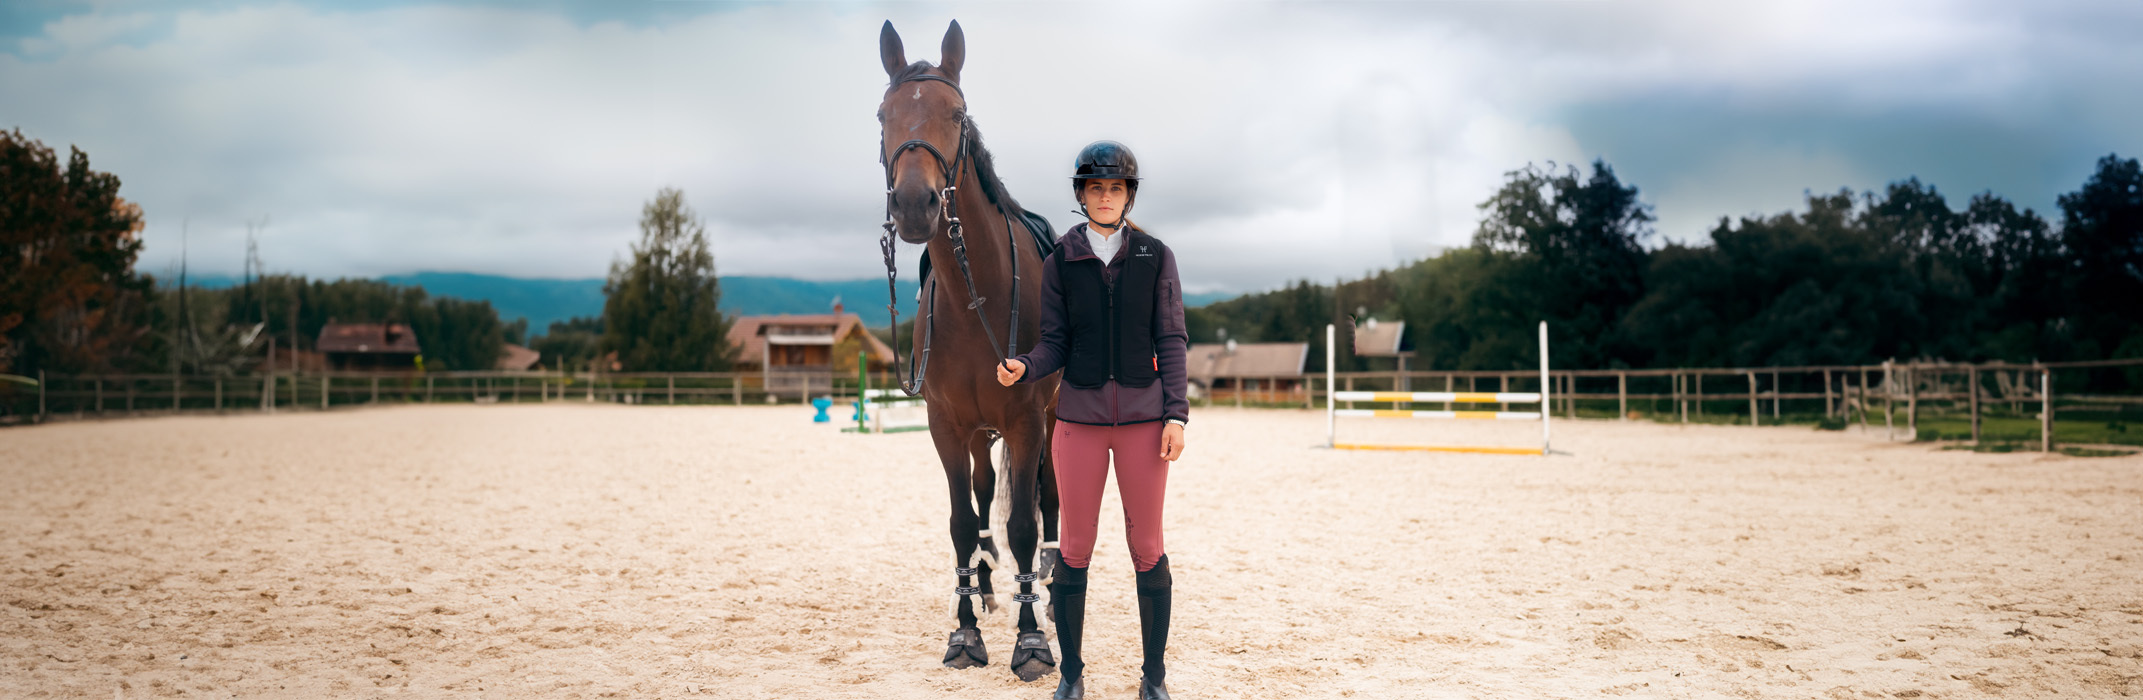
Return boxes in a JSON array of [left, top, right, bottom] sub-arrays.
[[877, 72, 1023, 396]]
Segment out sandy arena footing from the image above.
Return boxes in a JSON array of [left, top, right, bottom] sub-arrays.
[[2, 404, 2138, 698]]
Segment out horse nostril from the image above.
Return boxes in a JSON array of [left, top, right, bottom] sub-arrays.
[[927, 190, 940, 207]]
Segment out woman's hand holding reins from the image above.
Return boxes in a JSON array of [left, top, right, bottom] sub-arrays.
[[996, 359, 1026, 386]]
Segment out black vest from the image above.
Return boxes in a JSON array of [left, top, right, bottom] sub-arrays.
[[1060, 228, 1163, 389]]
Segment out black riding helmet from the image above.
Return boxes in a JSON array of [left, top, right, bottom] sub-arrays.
[[1071, 140, 1140, 230]]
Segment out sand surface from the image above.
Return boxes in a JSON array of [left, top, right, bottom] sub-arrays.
[[2, 404, 2139, 699]]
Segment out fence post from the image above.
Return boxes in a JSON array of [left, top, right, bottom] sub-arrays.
[[1883, 361, 1895, 440], [1906, 366, 1917, 440], [733, 374, 742, 405], [669, 375, 676, 405], [372, 376, 380, 404], [321, 376, 329, 410], [95, 377, 102, 413], [1677, 372, 1687, 424], [1617, 372, 1627, 420], [37, 370, 45, 422], [1234, 377, 1242, 408], [174, 375, 182, 412], [2040, 368, 2053, 453], [1969, 366, 1981, 443], [1695, 373, 1703, 418], [1345, 377, 1354, 409], [1822, 369, 1834, 417], [215, 378, 222, 412], [1771, 370, 1780, 419], [1747, 371, 1758, 426], [427, 376, 434, 403]]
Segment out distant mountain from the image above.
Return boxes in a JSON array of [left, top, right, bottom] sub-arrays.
[[174, 271, 1236, 333]]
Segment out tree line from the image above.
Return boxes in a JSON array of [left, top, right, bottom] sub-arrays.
[[1, 128, 737, 379], [1189, 154, 2143, 384]]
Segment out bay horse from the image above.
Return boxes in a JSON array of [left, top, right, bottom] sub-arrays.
[[874, 20, 1064, 682]]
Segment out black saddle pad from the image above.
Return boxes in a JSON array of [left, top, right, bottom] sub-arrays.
[[916, 208, 1056, 292]]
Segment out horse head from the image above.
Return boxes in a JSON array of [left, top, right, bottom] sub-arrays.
[[878, 20, 968, 245]]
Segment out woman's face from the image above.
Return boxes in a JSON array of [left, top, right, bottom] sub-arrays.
[[1079, 178, 1130, 225]]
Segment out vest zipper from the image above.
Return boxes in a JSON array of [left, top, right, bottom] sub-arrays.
[[1106, 265, 1116, 382]]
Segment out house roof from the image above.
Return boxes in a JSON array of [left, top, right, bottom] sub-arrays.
[[725, 312, 897, 365], [497, 343, 541, 371], [317, 322, 421, 355], [1351, 319, 1411, 357], [1185, 342, 1309, 380]]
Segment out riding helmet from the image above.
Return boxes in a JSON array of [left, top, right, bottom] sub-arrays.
[[1071, 141, 1140, 185]]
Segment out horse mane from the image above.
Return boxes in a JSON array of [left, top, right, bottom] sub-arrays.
[[889, 61, 1022, 212]]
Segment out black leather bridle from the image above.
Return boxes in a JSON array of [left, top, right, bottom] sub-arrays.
[[878, 72, 1022, 396]]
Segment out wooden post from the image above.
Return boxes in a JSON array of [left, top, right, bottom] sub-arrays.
[[669, 375, 676, 405], [733, 374, 742, 405], [1969, 366, 1981, 443], [214, 378, 222, 412], [1617, 372, 1628, 420], [127, 380, 135, 413], [263, 338, 275, 412], [37, 370, 45, 421], [95, 377, 103, 413], [321, 376, 329, 410], [1235, 377, 1242, 408], [1858, 370, 1871, 431], [1444, 375, 1454, 411], [1823, 369, 1834, 417], [1304, 375, 1313, 410], [1500, 374, 1510, 413], [173, 375, 182, 412], [1906, 366, 1918, 439], [427, 376, 434, 403], [2040, 368, 2053, 453], [372, 376, 380, 404], [1883, 361, 1895, 441], [1345, 377, 1355, 409], [1747, 371, 1758, 426], [1565, 374, 1575, 419], [1771, 370, 1780, 419], [1677, 372, 1687, 424], [1695, 373, 1704, 418]]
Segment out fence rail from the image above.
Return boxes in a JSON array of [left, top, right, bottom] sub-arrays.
[[6, 359, 2139, 454]]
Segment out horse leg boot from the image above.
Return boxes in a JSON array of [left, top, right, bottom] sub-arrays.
[[1050, 563, 1088, 699], [1136, 555, 1173, 700]]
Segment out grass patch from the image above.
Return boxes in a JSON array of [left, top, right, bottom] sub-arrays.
[[1912, 412, 2143, 447]]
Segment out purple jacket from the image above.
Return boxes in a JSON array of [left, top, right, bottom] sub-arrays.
[[1013, 223, 1191, 426]]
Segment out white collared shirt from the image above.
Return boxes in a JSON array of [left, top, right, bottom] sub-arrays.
[[1084, 222, 1124, 264]]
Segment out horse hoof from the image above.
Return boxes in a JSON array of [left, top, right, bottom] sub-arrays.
[[1009, 631, 1056, 682], [942, 627, 989, 669]]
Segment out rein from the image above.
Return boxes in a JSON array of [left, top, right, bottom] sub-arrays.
[[878, 73, 1023, 396]]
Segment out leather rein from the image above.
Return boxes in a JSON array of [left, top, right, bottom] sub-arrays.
[[878, 73, 1024, 396]]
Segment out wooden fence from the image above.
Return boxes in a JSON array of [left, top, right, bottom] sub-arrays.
[[7, 360, 2139, 453]]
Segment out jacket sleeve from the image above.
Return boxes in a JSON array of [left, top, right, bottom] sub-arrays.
[[1152, 245, 1190, 424], [1012, 252, 1068, 383]]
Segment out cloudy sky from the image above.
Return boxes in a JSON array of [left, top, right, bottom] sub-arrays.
[[5, 0, 2139, 294]]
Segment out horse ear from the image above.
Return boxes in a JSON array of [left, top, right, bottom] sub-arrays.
[[940, 20, 965, 83], [880, 21, 907, 79]]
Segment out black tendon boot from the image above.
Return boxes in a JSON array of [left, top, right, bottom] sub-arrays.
[[1136, 555, 1173, 700], [1050, 564, 1089, 700]]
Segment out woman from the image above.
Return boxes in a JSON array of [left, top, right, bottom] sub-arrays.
[[997, 140, 1188, 700]]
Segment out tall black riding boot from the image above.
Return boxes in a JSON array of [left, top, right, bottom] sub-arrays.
[[1136, 555, 1173, 700], [1050, 563, 1088, 700]]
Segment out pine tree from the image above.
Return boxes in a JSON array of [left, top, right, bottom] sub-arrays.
[[600, 188, 734, 371]]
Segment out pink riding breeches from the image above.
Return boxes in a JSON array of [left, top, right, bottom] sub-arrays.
[[1053, 420, 1170, 572]]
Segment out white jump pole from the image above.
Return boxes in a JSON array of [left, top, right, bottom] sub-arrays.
[[1326, 323, 1336, 448], [1539, 321, 1551, 455]]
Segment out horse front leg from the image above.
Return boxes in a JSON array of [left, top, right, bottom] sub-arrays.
[[933, 421, 989, 670], [1004, 414, 1057, 682], [966, 431, 1001, 616]]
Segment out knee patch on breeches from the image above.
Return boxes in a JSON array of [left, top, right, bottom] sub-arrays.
[[1135, 554, 1172, 596], [1052, 563, 1089, 596]]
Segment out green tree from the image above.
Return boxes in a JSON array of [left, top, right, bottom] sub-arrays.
[[0, 129, 158, 375], [2056, 154, 2143, 360], [600, 188, 734, 371], [531, 316, 604, 371], [1468, 159, 1653, 368]]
